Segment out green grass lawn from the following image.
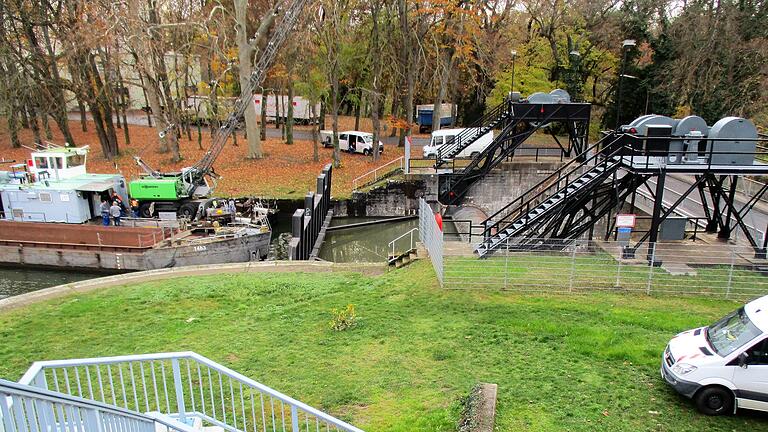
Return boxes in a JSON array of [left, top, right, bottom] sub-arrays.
[[1, 260, 767, 431]]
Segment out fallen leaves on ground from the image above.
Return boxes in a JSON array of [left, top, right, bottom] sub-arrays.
[[0, 118, 405, 199]]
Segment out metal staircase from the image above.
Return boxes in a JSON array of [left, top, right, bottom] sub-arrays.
[[435, 100, 513, 163], [439, 103, 578, 204], [2, 352, 363, 432], [475, 135, 648, 257]]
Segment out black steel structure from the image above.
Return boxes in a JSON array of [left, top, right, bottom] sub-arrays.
[[436, 100, 591, 205], [289, 164, 333, 260], [475, 130, 768, 260]]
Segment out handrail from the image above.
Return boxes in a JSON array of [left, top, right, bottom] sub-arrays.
[[352, 156, 404, 190], [0, 378, 194, 432], [20, 351, 364, 432], [436, 100, 509, 161], [481, 132, 624, 233], [388, 228, 419, 259]]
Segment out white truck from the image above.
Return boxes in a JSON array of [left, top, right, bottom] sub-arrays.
[[185, 94, 320, 124], [320, 130, 383, 156], [422, 128, 494, 159], [253, 94, 320, 124], [662, 294, 768, 415]]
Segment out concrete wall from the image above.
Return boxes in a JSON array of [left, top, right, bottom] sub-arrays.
[[461, 161, 563, 217], [333, 179, 426, 217]]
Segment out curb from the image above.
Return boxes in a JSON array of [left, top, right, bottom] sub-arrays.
[[0, 261, 386, 313]]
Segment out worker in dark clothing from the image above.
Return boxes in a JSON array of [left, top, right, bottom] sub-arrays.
[[110, 201, 122, 226], [100, 199, 110, 226], [112, 192, 125, 216]]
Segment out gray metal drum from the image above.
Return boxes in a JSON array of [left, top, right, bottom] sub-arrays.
[[630, 115, 677, 136], [549, 89, 571, 103], [527, 92, 555, 104], [670, 116, 708, 164], [708, 117, 758, 165]]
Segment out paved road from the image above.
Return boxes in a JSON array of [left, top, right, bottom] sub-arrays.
[[67, 111, 430, 146]]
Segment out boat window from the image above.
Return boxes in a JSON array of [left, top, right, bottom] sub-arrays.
[[34, 157, 49, 169], [67, 154, 85, 168], [707, 307, 762, 357], [52, 157, 64, 169]]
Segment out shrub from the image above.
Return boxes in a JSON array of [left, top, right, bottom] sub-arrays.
[[329, 304, 357, 331]]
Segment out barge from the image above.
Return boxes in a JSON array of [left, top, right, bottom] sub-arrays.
[[0, 220, 271, 271]]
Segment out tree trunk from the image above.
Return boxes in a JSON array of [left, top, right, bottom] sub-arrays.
[[331, 71, 341, 167], [389, 88, 399, 137], [234, 0, 263, 159], [28, 103, 42, 145], [88, 52, 119, 158], [311, 103, 319, 162], [286, 80, 294, 144], [260, 92, 268, 141], [7, 103, 20, 148], [354, 89, 362, 131], [39, 20, 75, 145], [370, 1, 383, 161]]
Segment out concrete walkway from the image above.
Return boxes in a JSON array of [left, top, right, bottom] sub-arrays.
[[0, 261, 385, 313]]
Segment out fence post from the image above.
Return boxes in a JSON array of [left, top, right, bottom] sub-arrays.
[[569, 244, 577, 292], [86, 408, 105, 432], [615, 245, 622, 289], [171, 359, 187, 423], [726, 248, 735, 299], [646, 243, 656, 295], [503, 237, 509, 290], [290, 405, 299, 432]]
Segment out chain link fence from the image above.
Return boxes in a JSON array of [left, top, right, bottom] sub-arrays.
[[432, 235, 768, 300], [419, 199, 443, 284]]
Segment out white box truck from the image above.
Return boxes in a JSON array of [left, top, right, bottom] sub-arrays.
[[662, 294, 768, 415], [422, 128, 494, 159], [253, 94, 320, 124]]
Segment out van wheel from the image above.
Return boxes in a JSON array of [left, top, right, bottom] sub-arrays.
[[695, 386, 733, 416], [363, 148, 371, 156]]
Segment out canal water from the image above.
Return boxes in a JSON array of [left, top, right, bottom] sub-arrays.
[[0, 267, 109, 300], [319, 217, 419, 263]]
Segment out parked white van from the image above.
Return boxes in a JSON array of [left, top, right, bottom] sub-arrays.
[[422, 128, 493, 159], [662, 294, 768, 415], [320, 131, 383, 156]]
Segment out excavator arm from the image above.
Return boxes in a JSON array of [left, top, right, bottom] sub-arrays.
[[190, 0, 311, 186]]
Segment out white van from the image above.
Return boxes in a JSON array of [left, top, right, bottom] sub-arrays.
[[662, 294, 768, 415], [320, 131, 383, 156], [422, 128, 493, 159]]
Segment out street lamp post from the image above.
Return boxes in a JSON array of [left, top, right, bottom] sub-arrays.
[[615, 39, 636, 129], [510, 50, 517, 94]]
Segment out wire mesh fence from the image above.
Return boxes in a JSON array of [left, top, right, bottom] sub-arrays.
[[419, 199, 443, 284], [436, 237, 768, 300]]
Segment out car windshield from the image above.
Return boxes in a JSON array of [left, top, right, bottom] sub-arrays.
[[362, 135, 372, 143], [707, 307, 762, 357]]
